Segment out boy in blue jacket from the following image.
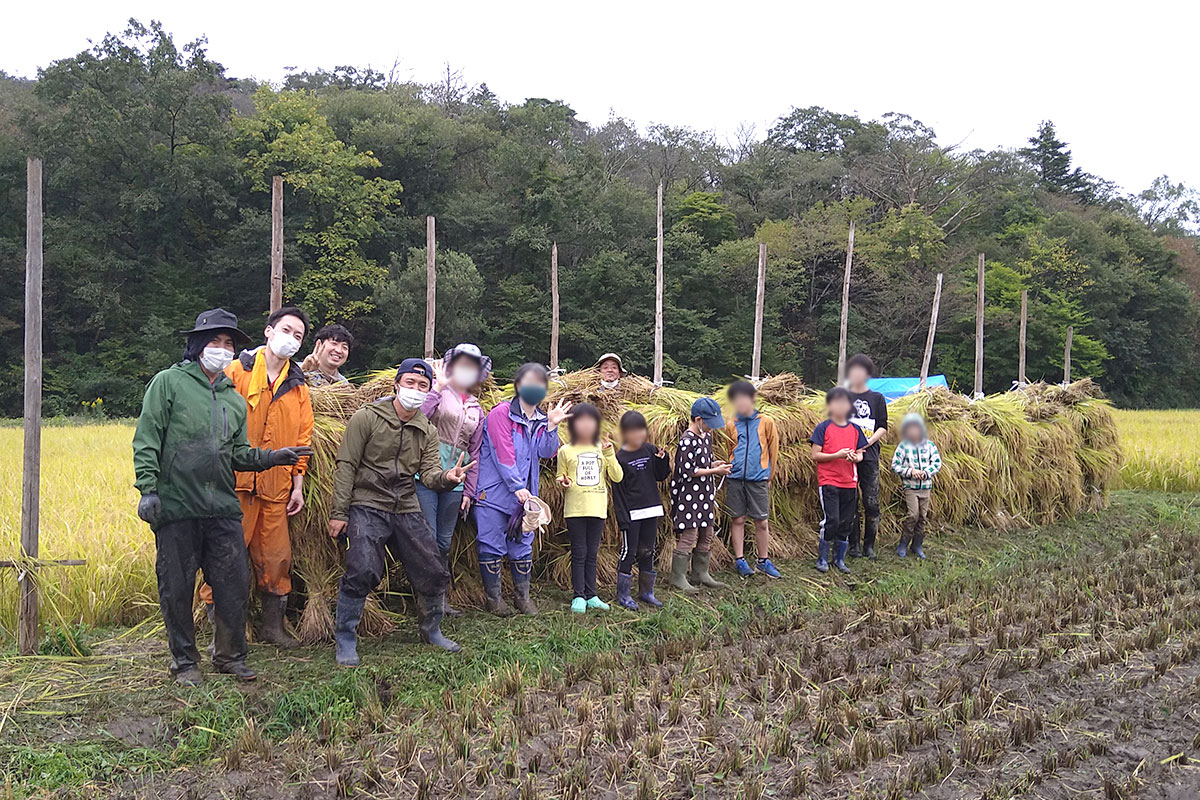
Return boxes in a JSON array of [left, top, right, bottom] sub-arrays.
[[724, 381, 782, 578]]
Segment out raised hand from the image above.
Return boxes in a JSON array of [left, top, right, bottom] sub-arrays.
[[445, 452, 475, 485], [547, 399, 573, 427], [600, 436, 614, 453], [432, 359, 449, 391]]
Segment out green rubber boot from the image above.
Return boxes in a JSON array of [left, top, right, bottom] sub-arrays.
[[669, 551, 699, 593], [688, 550, 727, 589]]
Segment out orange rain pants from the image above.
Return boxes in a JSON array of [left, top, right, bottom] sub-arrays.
[[199, 492, 292, 603]]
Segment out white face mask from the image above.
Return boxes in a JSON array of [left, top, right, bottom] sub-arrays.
[[396, 387, 427, 410], [268, 331, 301, 359], [200, 346, 234, 374], [600, 378, 620, 390], [451, 365, 480, 389]]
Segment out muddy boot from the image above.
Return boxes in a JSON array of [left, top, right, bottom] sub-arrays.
[[416, 594, 461, 653], [833, 541, 851, 574], [205, 603, 216, 659], [615, 572, 638, 611], [511, 560, 539, 616], [174, 667, 205, 687], [670, 551, 699, 593], [688, 550, 727, 589], [334, 590, 364, 668], [848, 530, 862, 559], [444, 593, 464, 618], [211, 604, 256, 681], [896, 529, 912, 558], [638, 570, 664, 608], [815, 539, 830, 573], [911, 532, 927, 560], [259, 593, 300, 649], [480, 559, 513, 617]]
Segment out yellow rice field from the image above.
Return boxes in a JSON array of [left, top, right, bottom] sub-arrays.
[[1113, 408, 1200, 492], [0, 408, 1191, 640]]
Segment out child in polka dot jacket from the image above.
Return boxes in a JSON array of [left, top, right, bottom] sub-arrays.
[[668, 397, 733, 593]]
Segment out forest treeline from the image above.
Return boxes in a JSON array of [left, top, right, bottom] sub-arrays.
[[1, 20, 1198, 416]]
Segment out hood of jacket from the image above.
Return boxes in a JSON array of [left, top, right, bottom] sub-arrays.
[[900, 412, 928, 440]]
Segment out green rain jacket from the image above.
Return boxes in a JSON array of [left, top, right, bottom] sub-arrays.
[[331, 398, 454, 521], [132, 360, 274, 529]]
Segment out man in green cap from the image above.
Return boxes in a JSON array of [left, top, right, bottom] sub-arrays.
[[132, 309, 312, 686]]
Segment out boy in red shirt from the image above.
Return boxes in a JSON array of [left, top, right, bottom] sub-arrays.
[[809, 387, 868, 574]]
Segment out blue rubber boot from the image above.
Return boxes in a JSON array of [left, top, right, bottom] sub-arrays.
[[897, 531, 911, 558], [912, 533, 927, 560], [638, 571, 664, 608], [616, 573, 639, 611], [334, 590, 364, 668], [735, 557, 755, 577], [833, 541, 851, 574], [815, 540, 830, 573], [479, 559, 513, 617]]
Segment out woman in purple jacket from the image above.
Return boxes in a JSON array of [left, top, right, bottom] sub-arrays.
[[474, 363, 572, 616]]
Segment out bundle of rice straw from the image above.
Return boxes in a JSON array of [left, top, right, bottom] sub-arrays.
[[287, 372, 1121, 637]]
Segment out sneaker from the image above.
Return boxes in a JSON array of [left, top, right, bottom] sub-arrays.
[[757, 558, 782, 579], [571, 597, 587, 614], [586, 596, 610, 611], [735, 557, 755, 577]]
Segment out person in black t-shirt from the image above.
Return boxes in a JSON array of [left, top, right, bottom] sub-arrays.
[[613, 411, 671, 610], [845, 353, 888, 559]]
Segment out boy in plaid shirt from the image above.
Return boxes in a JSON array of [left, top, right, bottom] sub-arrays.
[[890, 413, 942, 559]]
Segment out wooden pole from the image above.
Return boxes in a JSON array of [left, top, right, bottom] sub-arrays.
[[750, 242, 767, 381], [918, 272, 944, 389], [424, 215, 436, 359], [836, 220, 855, 383], [1063, 326, 1074, 385], [653, 182, 664, 385], [19, 157, 43, 656], [1018, 289, 1028, 386], [973, 252, 985, 398], [549, 242, 559, 371], [269, 176, 283, 314]]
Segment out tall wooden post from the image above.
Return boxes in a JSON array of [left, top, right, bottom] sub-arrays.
[[424, 215, 436, 359], [549, 242, 560, 371], [653, 182, 664, 385], [918, 273, 944, 389], [1017, 289, 1028, 386], [973, 252, 985, 398], [750, 242, 767, 381], [20, 157, 43, 656], [836, 220, 855, 383], [1063, 326, 1074, 385], [269, 175, 283, 313]]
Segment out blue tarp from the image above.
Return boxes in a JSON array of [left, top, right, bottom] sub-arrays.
[[869, 375, 949, 401]]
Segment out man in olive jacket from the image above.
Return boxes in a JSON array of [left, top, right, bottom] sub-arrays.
[[133, 309, 311, 686], [328, 358, 472, 666]]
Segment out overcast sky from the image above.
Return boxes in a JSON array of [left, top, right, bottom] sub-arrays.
[[3, 1, 1196, 194]]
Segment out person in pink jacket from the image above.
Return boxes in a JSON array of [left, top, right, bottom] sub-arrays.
[[417, 344, 489, 613]]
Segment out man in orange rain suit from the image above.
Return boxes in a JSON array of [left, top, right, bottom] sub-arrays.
[[201, 306, 314, 649]]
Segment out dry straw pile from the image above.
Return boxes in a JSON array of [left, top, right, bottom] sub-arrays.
[[289, 371, 1121, 641]]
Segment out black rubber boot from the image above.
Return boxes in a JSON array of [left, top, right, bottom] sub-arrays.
[[205, 603, 216, 659], [616, 572, 638, 611], [848, 529, 862, 558], [259, 593, 300, 649], [479, 559, 513, 617], [638, 570, 664, 607], [688, 550, 727, 588], [670, 551, 699, 593], [334, 590, 364, 667], [416, 594, 461, 653], [511, 560, 539, 615]]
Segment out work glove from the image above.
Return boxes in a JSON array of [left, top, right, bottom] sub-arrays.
[[268, 446, 314, 467], [137, 493, 161, 525]]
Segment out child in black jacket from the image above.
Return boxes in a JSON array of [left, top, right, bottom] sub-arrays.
[[612, 411, 671, 610]]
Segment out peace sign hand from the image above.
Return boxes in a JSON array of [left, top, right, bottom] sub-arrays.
[[445, 452, 475, 485], [547, 399, 573, 427]]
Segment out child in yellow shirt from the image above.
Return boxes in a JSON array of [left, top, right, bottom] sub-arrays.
[[556, 403, 623, 613]]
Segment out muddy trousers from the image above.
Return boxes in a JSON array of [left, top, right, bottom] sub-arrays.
[[617, 517, 659, 574], [566, 517, 605, 599], [198, 493, 292, 605], [819, 485, 858, 544], [852, 460, 881, 552], [154, 517, 249, 675], [338, 506, 450, 602]]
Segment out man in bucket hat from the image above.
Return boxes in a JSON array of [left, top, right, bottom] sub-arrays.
[[328, 358, 474, 666], [132, 309, 312, 686]]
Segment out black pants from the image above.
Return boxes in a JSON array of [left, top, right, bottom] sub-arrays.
[[338, 506, 450, 600], [566, 516, 605, 599], [855, 459, 881, 550], [618, 517, 659, 574], [154, 517, 248, 674], [819, 486, 858, 544]]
